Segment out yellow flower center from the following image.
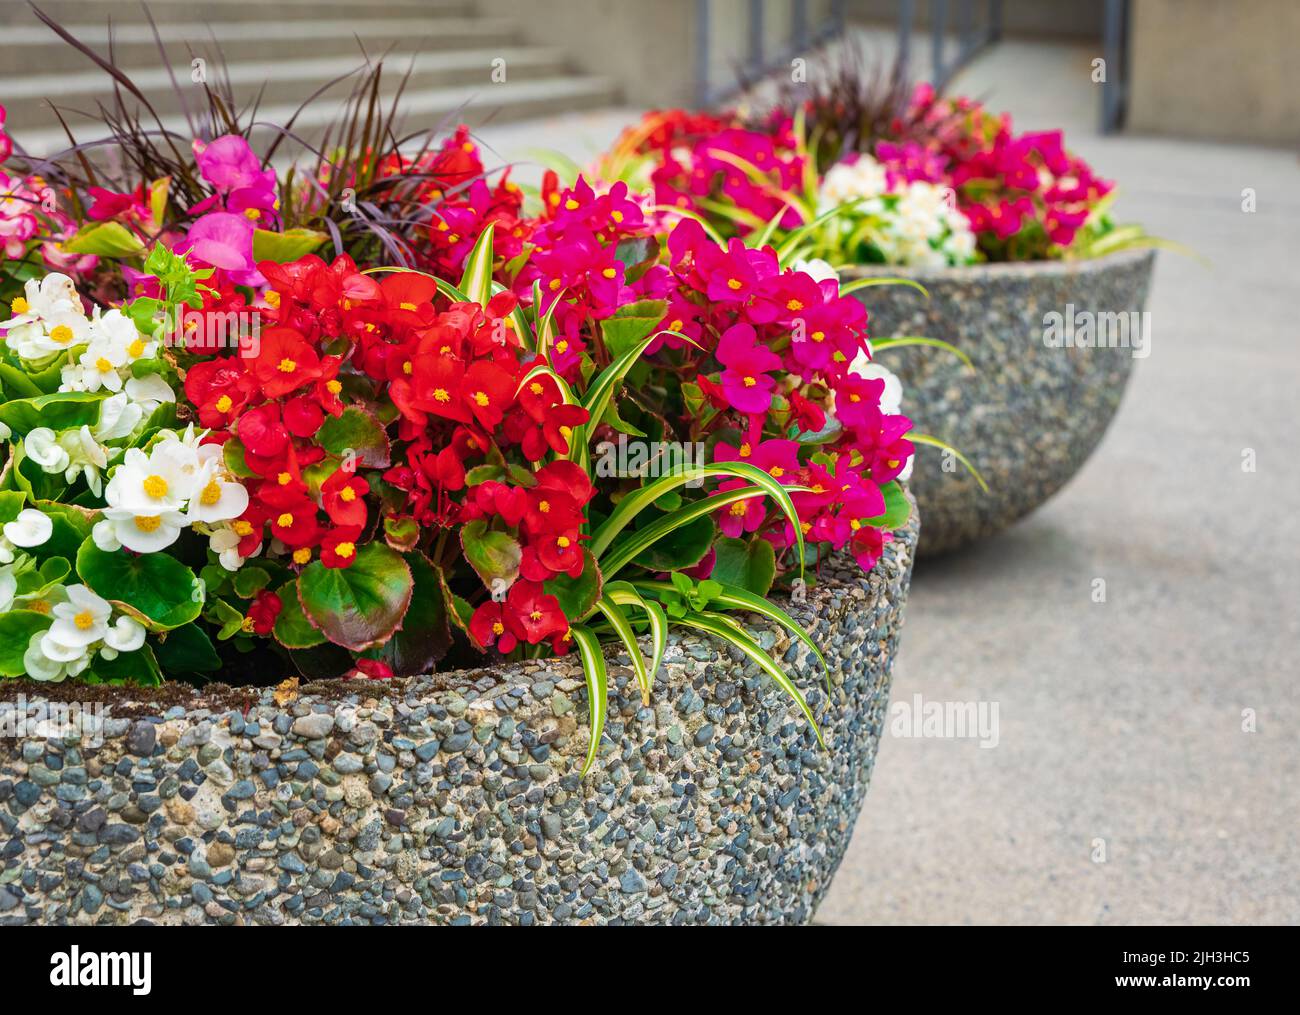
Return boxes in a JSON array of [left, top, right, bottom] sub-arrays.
[[849, 394, 861, 403], [241, 616, 256, 634], [293, 547, 311, 564], [403, 361, 413, 375], [200, 480, 223, 506], [11, 296, 29, 314], [556, 536, 571, 548], [232, 521, 254, 536], [770, 466, 784, 478], [742, 376, 756, 387], [277, 358, 297, 373], [134, 515, 162, 532], [669, 319, 683, 332], [399, 301, 418, 312], [538, 500, 550, 514], [850, 519, 862, 531], [564, 198, 579, 211], [601, 268, 616, 279], [729, 502, 748, 516], [265, 291, 281, 308], [326, 379, 343, 394], [529, 382, 544, 395], [277, 472, 291, 486], [50, 324, 74, 345], [215, 394, 233, 413], [472, 391, 489, 407], [529, 609, 543, 621], [74, 609, 96, 630], [787, 299, 803, 311], [548, 278, 562, 292], [340, 487, 357, 502], [244, 208, 261, 220], [492, 621, 505, 635], [28, 599, 51, 615], [276, 513, 294, 528], [811, 330, 825, 343], [433, 387, 450, 403], [727, 278, 743, 291], [95, 357, 113, 373], [127, 338, 146, 358], [334, 541, 355, 559], [611, 210, 624, 223], [142, 474, 168, 499], [555, 340, 568, 354], [739, 443, 751, 458]]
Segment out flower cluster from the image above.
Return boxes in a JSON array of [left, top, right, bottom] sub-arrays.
[[608, 85, 1118, 263], [1, 508, 147, 682], [1, 100, 915, 701], [819, 153, 976, 267], [898, 84, 1114, 257], [610, 109, 807, 235]]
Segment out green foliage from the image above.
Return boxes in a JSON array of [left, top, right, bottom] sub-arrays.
[[76, 538, 205, 631], [296, 543, 413, 651]]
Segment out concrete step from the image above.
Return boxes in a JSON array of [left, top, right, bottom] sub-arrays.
[[0, 16, 519, 74], [16, 75, 621, 158], [0, 47, 574, 132], [0, 0, 468, 26]]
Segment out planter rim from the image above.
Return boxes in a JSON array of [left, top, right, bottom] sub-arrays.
[[841, 246, 1155, 282], [2, 495, 919, 714]]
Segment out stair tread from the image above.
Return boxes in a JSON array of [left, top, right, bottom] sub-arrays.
[[3, 16, 517, 46], [15, 76, 620, 156], [0, 47, 570, 100]]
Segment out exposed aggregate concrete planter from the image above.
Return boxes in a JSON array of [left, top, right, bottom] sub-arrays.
[[848, 249, 1155, 556], [0, 505, 917, 926]]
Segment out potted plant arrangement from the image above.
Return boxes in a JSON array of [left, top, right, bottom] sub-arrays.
[[0, 28, 920, 924], [594, 67, 1165, 555]]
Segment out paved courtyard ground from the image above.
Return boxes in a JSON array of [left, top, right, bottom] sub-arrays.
[[474, 38, 1300, 924]]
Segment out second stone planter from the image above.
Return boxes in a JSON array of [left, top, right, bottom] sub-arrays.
[[847, 249, 1155, 556]]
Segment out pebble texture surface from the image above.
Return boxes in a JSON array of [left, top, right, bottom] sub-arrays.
[[848, 250, 1155, 556], [0, 508, 917, 926]]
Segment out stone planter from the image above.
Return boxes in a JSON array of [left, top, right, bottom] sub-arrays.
[[0, 505, 917, 926], [847, 250, 1156, 556]]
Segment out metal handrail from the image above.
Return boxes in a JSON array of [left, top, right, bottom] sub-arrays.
[[694, 0, 848, 107]]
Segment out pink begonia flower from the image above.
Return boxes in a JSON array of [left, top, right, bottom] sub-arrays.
[[715, 323, 781, 414], [181, 211, 261, 286], [194, 135, 274, 196]]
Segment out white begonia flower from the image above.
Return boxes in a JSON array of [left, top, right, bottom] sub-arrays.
[[6, 308, 93, 360], [59, 426, 110, 497], [819, 157, 890, 214], [23, 629, 93, 683], [0, 566, 16, 612], [7, 273, 82, 326], [3, 508, 53, 548], [99, 507, 186, 554], [186, 458, 249, 524], [105, 442, 197, 514], [24, 427, 71, 474], [124, 373, 176, 416], [45, 583, 111, 653], [791, 257, 840, 284], [94, 307, 155, 362], [73, 336, 130, 393], [92, 518, 122, 553], [101, 615, 147, 656], [94, 392, 144, 443], [208, 525, 250, 572]]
